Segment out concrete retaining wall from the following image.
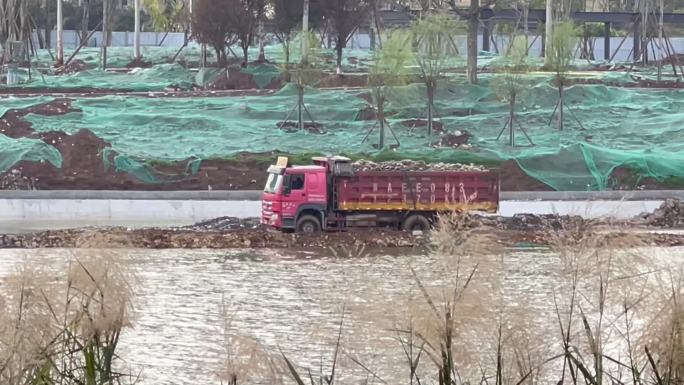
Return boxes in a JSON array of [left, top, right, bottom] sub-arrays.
[[0, 190, 680, 233]]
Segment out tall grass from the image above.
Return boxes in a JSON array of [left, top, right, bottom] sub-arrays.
[[0, 251, 137, 385], [278, 213, 683, 385], [2, 221, 682, 385]]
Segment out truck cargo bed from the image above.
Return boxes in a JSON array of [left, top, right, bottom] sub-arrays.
[[335, 171, 499, 212]]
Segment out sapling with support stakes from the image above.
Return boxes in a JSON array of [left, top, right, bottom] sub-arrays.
[[493, 36, 534, 147], [363, 30, 413, 150], [278, 31, 324, 133], [547, 20, 584, 131], [410, 12, 462, 142]]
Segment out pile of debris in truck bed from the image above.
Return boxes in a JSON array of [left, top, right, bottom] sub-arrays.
[[352, 159, 489, 173]]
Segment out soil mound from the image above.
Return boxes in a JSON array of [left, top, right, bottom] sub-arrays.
[[177, 217, 262, 231], [55, 59, 88, 75], [642, 199, 684, 228], [207, 69, 258, 90]]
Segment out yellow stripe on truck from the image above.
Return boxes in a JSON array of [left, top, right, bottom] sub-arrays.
[[338, 201, 498, 212]]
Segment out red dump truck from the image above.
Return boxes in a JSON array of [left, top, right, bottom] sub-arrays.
[[261, 156, 500, 233]]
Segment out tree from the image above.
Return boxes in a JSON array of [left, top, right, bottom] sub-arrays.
[[365, 29, 413, 149], [547, 20, 579, 131], [492, 35, 533, 146], [145, 0, 187, 32], [279, 31, 325, 132], [192, 0, 236, 66], [232, 0, 266, 66], [0, 0, 36, 50], [320, 0, 369, 75], [272, 0, 303, 69], [410, 12, 462, 139], [466, 0, 479, 83]]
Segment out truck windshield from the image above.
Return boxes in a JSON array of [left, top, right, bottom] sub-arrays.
[[264, 173, 283, 194]]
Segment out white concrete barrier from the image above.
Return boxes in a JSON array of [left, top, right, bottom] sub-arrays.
[[499, 200, 664, 220], [0, 199, 261, 233], [0, 190, 678, 233]]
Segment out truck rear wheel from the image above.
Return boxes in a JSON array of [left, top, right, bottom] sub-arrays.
[[402, 214, 431, 232], [297, 215, 322, 234]]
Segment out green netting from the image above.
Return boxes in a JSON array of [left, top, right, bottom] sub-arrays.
[[0, 97, 63, 173], [242, 64, 282, 88], [19, 78, 684, 190], [0, 96, 54, 118], [10, 63, 195, 91], [0, 134, 62, 172]]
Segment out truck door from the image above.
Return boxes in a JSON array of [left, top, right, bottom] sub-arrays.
[[282, 173, 306, 221]]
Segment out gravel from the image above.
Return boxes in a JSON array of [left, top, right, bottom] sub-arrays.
[[352, 159, 488, 172], [175, 217, 262, 231]]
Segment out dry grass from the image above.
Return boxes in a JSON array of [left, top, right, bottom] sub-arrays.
[[3, 216, 682, 385], [215, 297, 282, 385], [0, 250, 138, 385]]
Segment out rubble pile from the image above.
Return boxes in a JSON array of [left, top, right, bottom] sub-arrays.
[[0, 169, 37, 190], [352, 159, 488, 173], [642, 199, 684, 228], [176, 216, 262, 231]]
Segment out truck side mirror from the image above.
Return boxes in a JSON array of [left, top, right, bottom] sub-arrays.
[[283, 175, 291, 195]]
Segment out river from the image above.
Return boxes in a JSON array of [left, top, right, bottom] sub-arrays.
[[0, 246, 682, 384]]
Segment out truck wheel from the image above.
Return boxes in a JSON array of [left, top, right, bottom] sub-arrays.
[[297, 215, 321, 234], [402, 214, 431, 232]]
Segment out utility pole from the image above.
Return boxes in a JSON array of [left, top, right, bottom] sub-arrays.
[[57, 0, 64, 66], [545, 0, 553, 66], [134, 0, 141, 61], [302, 0, 310, 61]]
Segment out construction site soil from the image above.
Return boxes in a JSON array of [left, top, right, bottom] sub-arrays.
[[0, 98, 675, 191], [2, 200, 684, 250]]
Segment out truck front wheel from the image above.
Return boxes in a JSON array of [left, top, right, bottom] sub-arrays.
[[296, 215, 322, 234], [402, 214, 431, 232]]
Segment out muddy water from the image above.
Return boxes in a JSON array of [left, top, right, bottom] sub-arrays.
[[0, 247, 682, 385]]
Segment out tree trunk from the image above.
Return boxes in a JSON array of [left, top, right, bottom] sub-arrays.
[[558, 79, 564, 131], [81, 0, 90, 45], [134, 0, 141, 61], [509, 91, 516, 146], [336, 43, 343, 75], [545, 0, 553, 65], [242, 44, 249, 67], [466, 0, 479, 84], [427, 79, 435, 138], [302, 0, 309, 60], [102, 0, 109, 69], [45, 0, 51, 49], [56, 0, 64, 66], [258, 19, 265, 63], [298, 85, 304, 130], [378, 95, 385, 149]]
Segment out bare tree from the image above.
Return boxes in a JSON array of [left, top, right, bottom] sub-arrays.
[[493, 35, 533, 146], [547, 20, 579, 131], [364, 29, 413, 149], [279, 31, 325, 132], [411, 12, 462, 139]]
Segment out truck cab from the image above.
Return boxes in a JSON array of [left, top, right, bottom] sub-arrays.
[[261, 157, 330, 233]]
